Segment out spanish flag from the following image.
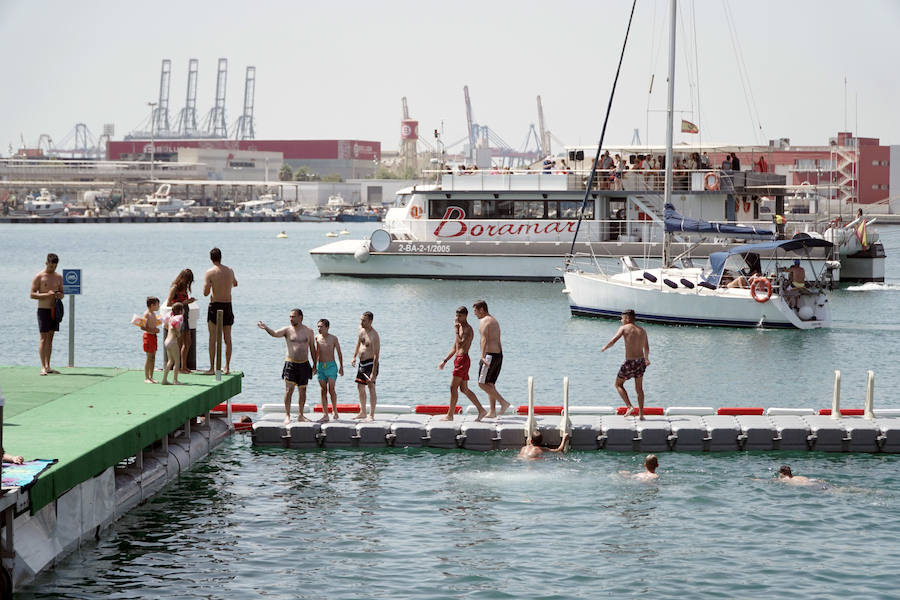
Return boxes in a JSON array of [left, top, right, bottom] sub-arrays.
[[856, 219, 868, 249], [681, 119, 699, 134]]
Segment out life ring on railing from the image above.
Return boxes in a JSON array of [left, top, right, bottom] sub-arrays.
[[410, 205, 423, 219], [704, 172, 720, 191], [749, 277, 772, 303]]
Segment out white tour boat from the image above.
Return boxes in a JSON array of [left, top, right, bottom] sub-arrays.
[[309, 169, 797, 281]]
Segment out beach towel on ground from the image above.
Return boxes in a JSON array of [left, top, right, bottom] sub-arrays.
[[2, 459, 58, 490]]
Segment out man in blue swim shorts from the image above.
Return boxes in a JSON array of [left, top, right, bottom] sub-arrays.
[[601, 309, 651, 420], [315, 319, 344, 422]]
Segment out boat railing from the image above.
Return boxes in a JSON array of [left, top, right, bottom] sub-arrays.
[[422, 168, 781, 194]]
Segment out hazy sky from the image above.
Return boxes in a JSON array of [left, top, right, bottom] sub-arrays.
[[2, 0, 899, 156]]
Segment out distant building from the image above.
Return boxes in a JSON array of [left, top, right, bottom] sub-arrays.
[[577, 131, 893, 208], [706, 132, 891, 206], [176, 147, 283, 181], [106, 138, 381, 180]]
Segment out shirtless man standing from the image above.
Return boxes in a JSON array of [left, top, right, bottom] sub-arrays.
[[785, 259, 806, 309], [473, 300, 510, 418], [258, 309, 317, 424], [601, 309, 650, 420], [438, 306, 486, 421], [203, 247, 238, 374], [315, 318, 344, 422], [351, 311, 380, 421], [30, 253, 64, 375]]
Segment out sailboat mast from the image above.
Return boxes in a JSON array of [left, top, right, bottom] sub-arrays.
[[662, 0, 677, 266]]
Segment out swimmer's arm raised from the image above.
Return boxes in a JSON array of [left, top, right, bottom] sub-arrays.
[[547, 433, 570, 453]]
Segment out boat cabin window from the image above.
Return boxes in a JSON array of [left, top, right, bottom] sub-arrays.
[[395, 193, 412, 208], [427, 198, 592, 220]]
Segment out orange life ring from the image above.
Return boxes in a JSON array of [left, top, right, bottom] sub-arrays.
[[410, 205, 422, 219], [743, 200, 751, 212], [703, 172, 720, 191], [749, 277, 772, 303]]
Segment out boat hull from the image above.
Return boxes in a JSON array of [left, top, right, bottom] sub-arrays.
[[839, 243, 886, 283], [310, 237, 838, 283], [336, 214, 380, 222], [563, 270, 829, 329]]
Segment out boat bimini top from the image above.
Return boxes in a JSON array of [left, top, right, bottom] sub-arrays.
[[701, 238, 834, 287]]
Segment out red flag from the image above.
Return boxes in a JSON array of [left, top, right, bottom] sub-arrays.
[[681, 120, 699, 134], [856, 219, 868, 249]]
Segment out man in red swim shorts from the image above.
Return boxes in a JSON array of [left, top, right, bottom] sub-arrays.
[[601, 309, 651, 420], [439, 306, 487, 421]]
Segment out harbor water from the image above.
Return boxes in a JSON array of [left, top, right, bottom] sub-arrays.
[[4, 222, 900, 598]]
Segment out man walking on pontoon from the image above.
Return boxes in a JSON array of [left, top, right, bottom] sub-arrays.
[[473, 300, 510, 418], [602, 309, 650, 420]]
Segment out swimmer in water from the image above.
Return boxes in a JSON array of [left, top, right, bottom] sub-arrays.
[[777, 465, 825, 487], [620, 454, 659, 481], [518, 431, 570, 459]]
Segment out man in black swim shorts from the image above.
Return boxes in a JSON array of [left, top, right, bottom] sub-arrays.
[[351, 311, 380, 421], [258, 308, 317, 424], [30, 253, 64, 375], [203, 247, 238, 374], [473, 300, 510, 418], [601, 309, 651, 420]]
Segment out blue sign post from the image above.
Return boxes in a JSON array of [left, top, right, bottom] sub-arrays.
[[62, 269, 81, 367]]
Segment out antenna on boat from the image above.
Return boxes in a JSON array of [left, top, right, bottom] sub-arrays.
[[566, 0, 638, 262], [662, 0, 677, 268]]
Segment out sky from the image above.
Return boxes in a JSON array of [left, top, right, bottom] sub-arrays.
[[2, 0, 899, 156]]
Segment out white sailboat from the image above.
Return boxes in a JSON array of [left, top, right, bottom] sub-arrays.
[[561, 0, 832, 330]]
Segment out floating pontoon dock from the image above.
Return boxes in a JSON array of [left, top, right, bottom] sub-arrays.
[[0, 366, 241, 592], [251, 403, 900, 453]]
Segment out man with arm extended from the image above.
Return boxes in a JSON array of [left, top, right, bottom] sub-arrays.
[[30, 253, 64, 375], [258, 309, 317, 424], [602, 309, 650, 420], [203, 247, 237, 374]]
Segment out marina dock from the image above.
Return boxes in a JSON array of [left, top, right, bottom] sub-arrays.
[[0, 366, 241, 592], [251, 403, 900, 453]]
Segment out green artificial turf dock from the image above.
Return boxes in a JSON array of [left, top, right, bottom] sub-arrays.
[[0, 366, 241, 512]]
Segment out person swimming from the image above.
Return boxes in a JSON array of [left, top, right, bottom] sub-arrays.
[[777, 464, 825, 488]]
